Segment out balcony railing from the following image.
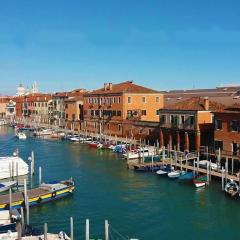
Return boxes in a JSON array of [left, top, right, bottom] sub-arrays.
[[126, 115, 142, 121], [159, 122, 196, 130]]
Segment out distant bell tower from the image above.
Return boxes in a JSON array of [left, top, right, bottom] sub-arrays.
[[31, 81, 38, 94]]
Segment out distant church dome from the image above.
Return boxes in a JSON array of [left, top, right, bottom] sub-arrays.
[[16, 84, 26, 96]]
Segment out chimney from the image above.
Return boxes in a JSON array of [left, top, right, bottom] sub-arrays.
[[104, 83, 108, 91], [109, 83, 113, 91], [204, 97, 209, 110]]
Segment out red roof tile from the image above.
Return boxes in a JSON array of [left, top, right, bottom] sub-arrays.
[[166, 97, 226, 111], [85, 81, 160, 95]]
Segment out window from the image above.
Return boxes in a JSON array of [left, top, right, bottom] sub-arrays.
[[118, 97, 121, 103], [127, 110, 133, 118], [112, 111, 116, 116], [142, 97, 146, 103], [142, 110, 147, 116], [118, 124, 122, 132], [230, 120, 239, 132], [148, 129, 152, 135], [156, 97, 160, 103], [170, 115, 174, 124], [160, 115, 166, 124], [233, 142, 239, 156], [107, 124, 110, 130], [181, 115, 185, 124], [156, 110, 160, 115], [94, 122, 97, 128], [65, 114, 68, 119], [214, 140, 223, 150], [189, 116, 195, 125], [72, 114, 75, 120], [65, 104, 68, 109], [215, 119, 222, 130], [117, 111, 121, 116], [128, 97, 132, 103]]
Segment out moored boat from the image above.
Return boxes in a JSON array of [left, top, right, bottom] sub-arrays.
[[178, 171, 196, 181], [156, 165, 173, 175], [33, 128, 53, 136], [193, 175, 208, 188], [0, 120, 7, 126], [16, 131, 27, 140], [0, 181, 16, 193], [0, 179, 75, 210], [0, 209, 21, 234], [168, 170, 185, 179], [225, 179, 239, 197], [88, 141, 100, 148], [0, 156, 29, 181]]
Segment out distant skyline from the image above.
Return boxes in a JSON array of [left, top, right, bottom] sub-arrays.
[[1, 0, 240, 95]]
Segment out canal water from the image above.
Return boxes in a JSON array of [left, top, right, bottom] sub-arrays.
[[0, 127, 239, 240]]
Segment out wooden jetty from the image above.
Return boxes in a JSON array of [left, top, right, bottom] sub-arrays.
[[129, 158, 240, 183]]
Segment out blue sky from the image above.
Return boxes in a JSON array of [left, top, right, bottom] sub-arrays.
[[0, 0, 240, 94]]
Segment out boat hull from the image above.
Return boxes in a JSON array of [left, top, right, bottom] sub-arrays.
[[0, 185, 75, 211]]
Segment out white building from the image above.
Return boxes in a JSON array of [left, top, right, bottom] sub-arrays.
[[16, 82, 39, 96]]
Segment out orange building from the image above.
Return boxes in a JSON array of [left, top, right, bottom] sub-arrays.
[[83, 81, 164, 137], [64, 96, 84, 131], [214, 104, 240, 156], [158, 97, 225, 152], [0, 97, 10, 118]]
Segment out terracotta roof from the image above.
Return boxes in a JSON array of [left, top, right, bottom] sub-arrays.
[[166, 97, 226, 111], [223, 103, 240, 112], [64, 96, 84, 102], [85, 81, 160, 95]]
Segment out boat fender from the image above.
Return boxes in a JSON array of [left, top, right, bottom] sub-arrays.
[[5, 203, 9, 210], [37, 197, 42, 203], [52, 192, 56, 198]]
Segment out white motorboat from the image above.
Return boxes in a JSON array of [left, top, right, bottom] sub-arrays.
[[168, 170, 185, 179], [0, 181, 16, 193], [33, 128, 53, 136], [0, 156, 29, 180], [16, 132, 27, 140], [123, 147, 155, 159], [194, 182, 206, 188], [197, 160, 221, 171], [0, 119, 7, 126]]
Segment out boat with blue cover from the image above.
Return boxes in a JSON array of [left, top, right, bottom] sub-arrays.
[[0, 209, 21, 234], [134, 165, 161, 172], [178, 171, 196, 180]]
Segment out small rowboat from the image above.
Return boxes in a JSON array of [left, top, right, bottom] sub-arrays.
[[0, 181, 16, 193], [88, 141, 99, 148], [168, 170, 185, 179], [179, 172, 196, 181], [193, 175, 208, 188], [156, 165, 173, 175], [225, 179, 239, 197]]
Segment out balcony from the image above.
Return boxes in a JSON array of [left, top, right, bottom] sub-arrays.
[[126, 115, 142, 121], [160, 122, 196, 130]]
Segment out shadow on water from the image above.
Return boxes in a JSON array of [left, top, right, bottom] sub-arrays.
[[0, 127, 239, 239]]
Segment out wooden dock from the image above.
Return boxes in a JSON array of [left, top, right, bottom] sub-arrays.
[[128, 159, 240, 183]]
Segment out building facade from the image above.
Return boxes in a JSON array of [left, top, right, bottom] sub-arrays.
[[158, 97, 224, 152], [214, 104, 240, 156], [83, 81, 164, 137]]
